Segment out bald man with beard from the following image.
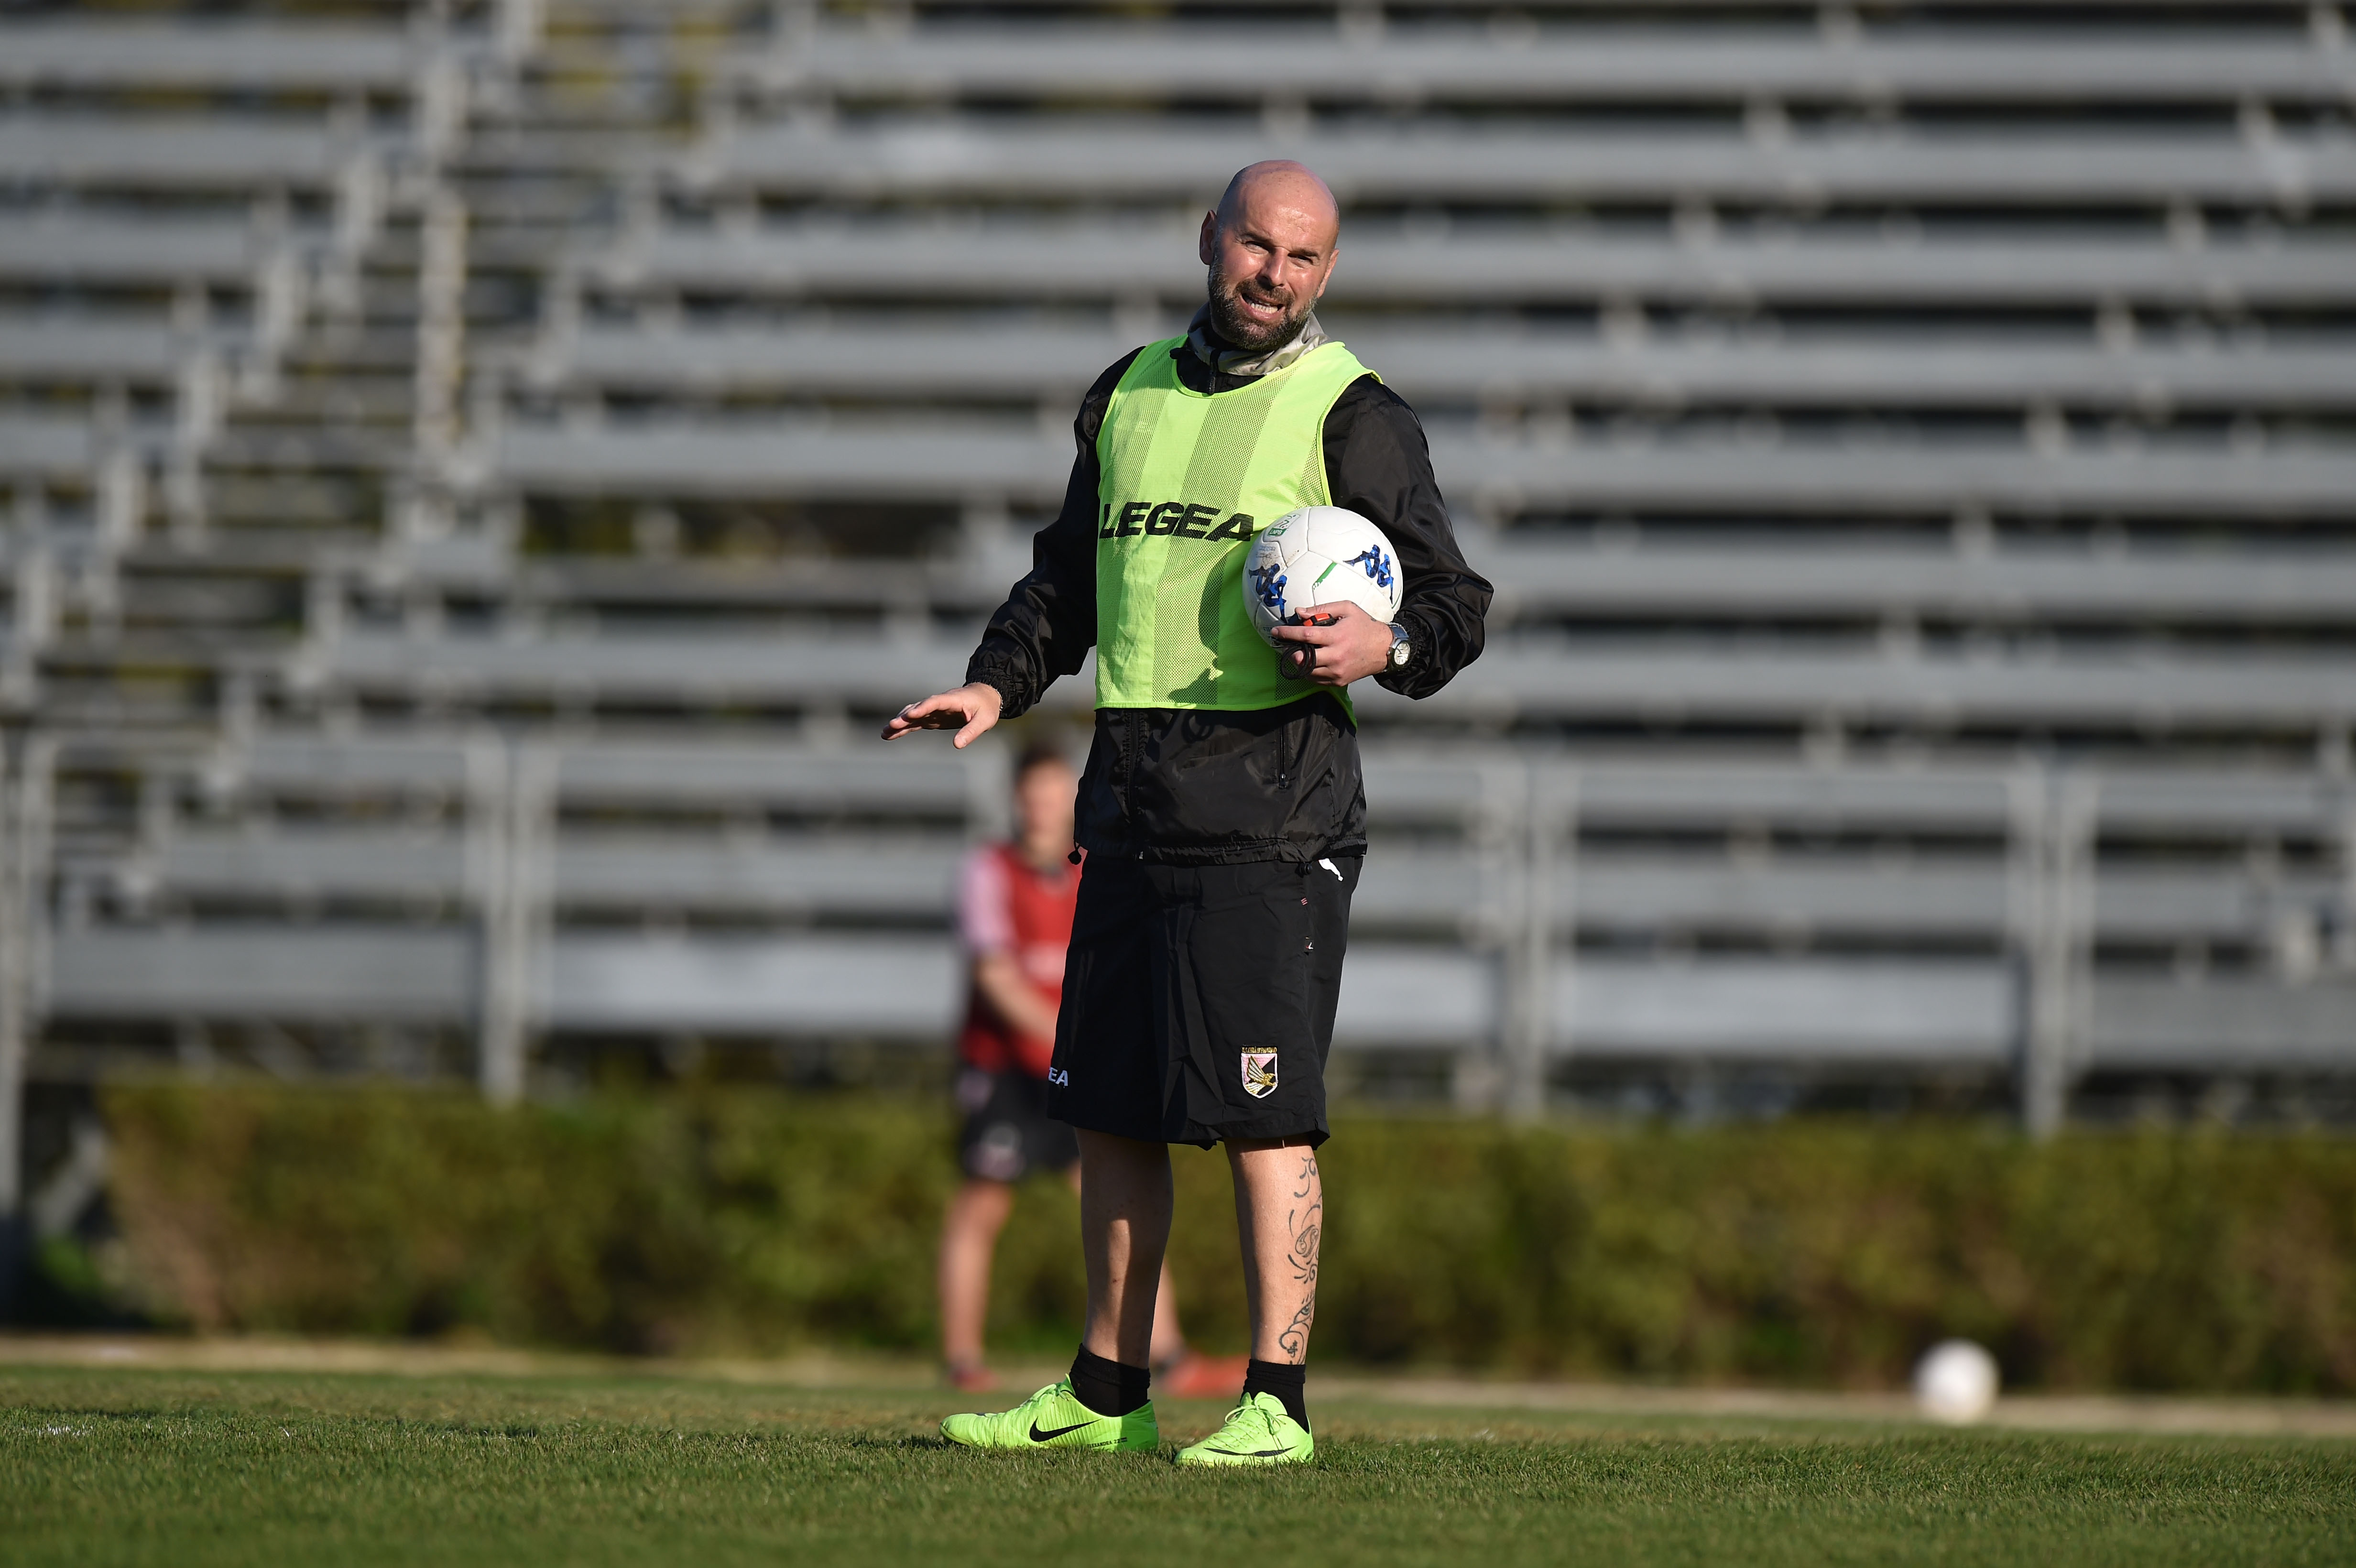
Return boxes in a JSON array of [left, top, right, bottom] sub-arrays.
[[885, 161, 1491, 1466]]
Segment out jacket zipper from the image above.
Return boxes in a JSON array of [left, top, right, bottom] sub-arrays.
[[1123, 709, 1146, 855]]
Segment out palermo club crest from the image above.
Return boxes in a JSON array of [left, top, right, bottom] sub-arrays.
[[1241, 1050, 1279, 1099]]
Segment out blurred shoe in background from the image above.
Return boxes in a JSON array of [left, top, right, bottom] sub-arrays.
[[945, 1361, 999, 1395], [1156, 1350, 1250, 1403]]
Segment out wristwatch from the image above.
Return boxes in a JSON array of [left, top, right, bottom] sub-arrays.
[[1385, 621, 1413, 672]]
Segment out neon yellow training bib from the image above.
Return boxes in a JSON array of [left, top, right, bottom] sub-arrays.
[[1092, 336, 1375, 711]]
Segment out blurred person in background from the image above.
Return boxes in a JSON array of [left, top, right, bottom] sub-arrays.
[[940, 742, 1244, 1399]]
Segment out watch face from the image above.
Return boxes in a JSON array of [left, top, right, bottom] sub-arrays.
[[1389, 640, 1411, 668]]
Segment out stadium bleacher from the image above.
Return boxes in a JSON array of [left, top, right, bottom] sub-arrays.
[[565, 218, 2356, 309], [1, 0, 2353, 1166], [537, 318, 2356, 411], [733, 21, 2355, 104]]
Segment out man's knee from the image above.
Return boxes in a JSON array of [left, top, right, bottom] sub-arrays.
[[1079, 1129, 1171, 1170], [950, 1177, 1017, 1226]]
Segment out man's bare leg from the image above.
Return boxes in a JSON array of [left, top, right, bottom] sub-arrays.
[[1168, 1135, 1321, 1459], [1077, 1130, 1173, 1368], [1149, 1259, 1188, 1366], [938, 1177, 1015, 1377], [1228, 1138, 1322, 1362], [1062, 1161, 1188, 1366]]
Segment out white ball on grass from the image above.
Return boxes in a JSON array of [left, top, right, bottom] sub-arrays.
[[1913, 1339, 2000, 1425], [1243, 505, 1404, 647]]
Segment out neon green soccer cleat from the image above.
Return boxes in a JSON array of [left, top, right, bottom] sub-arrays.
[[939, 1378, 1159, 1454], [1174, 1392, 1315, 1467]]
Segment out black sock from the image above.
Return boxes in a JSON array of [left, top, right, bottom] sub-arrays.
[[1069, 1346, 1151, 1416], [1242, 1358, 1309, 1431]]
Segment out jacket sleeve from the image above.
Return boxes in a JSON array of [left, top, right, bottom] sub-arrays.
[[962, 350, 1140, 717], [1321, 376, 1493, 699]]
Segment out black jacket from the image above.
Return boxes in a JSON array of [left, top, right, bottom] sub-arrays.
[[966, 338, 1493, 864]]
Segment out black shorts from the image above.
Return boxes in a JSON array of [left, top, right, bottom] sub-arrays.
[[1046, 853, 1359, 1149], [955, 1067, 1080, 1182]]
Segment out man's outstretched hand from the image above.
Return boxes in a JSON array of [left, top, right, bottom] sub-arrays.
[[1269, 600, 1393, 686], [880, 681, 1005, 747]]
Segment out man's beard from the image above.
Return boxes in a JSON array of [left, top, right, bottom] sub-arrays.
[[1205, 266, 1314, 351]]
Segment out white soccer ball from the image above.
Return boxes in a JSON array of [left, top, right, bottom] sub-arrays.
[[1243, 505, 1405, 648], [1913, 1339, 2000, 1425]]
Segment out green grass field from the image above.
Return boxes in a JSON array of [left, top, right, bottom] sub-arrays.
[[4, 1363, 2351, 1566]]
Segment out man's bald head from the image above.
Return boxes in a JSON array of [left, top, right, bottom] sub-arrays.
[[1214, 160, 1341, 247], [1197, 161, 1342, 352]]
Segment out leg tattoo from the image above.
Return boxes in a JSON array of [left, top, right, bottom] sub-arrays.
[[1276, 1292, 1316, 1362], [1277, 1151, 1322, 1361], [1287, 1152, 1322, 1289]]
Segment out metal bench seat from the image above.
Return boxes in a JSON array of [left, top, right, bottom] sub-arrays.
[[499, 554, 1012, 615], [45, 922, 2352, 1067], [294, 625, 1030, 711], [700, 117, 2356, 207], [0, 114, 396, 188], [61, 403, 2353, 524], [210, 733, 2356, 837], [540, 317, 2356, 413], [1365, 636, 2356, 730], [0, 214, 305, 286], [1507, 850, 2335, 944], [576, 218, 2356, 309], [1362, 754, 2350, 836], [0, 315, 235, 383], [0, 19, 455, 94], [1478, 536, 2356, 623], [0, 413, 164, 477], [494, 416, 1067, 501], [286, 621, 2356, 732], [753, 23, 2356, 108], [0, 921, 2017, 1057], [557, 0, 2309, 14], [399, 529, 2356, 632], [1442, 437, 2356, 520], [145, 827, 966, 918], [120, 819, 2337, 945], [216, 729, 990, 810], [491, 414, 2356, 518]]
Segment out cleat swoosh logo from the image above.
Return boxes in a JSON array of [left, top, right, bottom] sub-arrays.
[[1209, 1445, 1298, 1458], [1028, 1419, 1094, 1442]]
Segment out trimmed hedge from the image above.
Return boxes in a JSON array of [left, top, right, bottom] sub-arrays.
[[96, 1081, 2356, 1392]]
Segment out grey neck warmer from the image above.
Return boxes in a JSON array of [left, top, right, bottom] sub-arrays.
[[1184, 303, 1329, 379]]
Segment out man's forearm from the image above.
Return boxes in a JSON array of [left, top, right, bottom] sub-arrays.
[[973, 952, 1058, 1043], [963, 354, 1135, 716], [965, 457, 1101, 715], [1321, 381, 1492, 697]]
